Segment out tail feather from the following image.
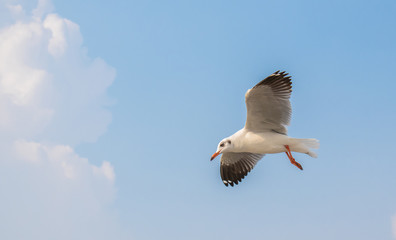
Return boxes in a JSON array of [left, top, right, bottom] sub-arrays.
[[300, 138, 320, 149], [307, 151, 318, 158], [299, 138, 320, 158]]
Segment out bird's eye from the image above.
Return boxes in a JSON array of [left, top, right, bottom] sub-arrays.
[[227, 140, 231, 144], [220, 143, 225, 147]]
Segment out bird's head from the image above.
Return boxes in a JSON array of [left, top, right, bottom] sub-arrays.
[[210, 138, 233, 161]]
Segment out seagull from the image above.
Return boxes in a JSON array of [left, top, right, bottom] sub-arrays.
[[211, 71, 319, 187]]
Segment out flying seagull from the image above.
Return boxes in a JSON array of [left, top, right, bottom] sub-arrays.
[[211, 71, 319, 187]]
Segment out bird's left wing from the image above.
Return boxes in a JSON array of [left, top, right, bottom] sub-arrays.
[[244, 71, 292, 134], [220, 152, 264, 187]]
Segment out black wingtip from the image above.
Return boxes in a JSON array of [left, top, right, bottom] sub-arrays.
[[253, 70, 291, 90], [222, 180, 240, 187], [223, 180, 229, 187]]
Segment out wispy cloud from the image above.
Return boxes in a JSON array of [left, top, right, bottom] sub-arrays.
[[0, 1, 124, 239]]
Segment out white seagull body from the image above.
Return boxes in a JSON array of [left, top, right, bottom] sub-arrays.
[[211, 71, 319, 187]]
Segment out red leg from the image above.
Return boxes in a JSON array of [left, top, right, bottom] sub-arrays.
[[285, 145, 303, 170]]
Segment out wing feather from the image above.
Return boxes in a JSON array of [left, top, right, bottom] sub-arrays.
[[245, 71, 292, 134], [220, 152, 264, 187]]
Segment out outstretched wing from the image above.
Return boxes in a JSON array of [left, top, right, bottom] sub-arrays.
[[220, 152, 264, 187], [245, 71, 292, 134]]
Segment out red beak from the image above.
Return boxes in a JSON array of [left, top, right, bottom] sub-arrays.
[[210, 151, 220, 161]]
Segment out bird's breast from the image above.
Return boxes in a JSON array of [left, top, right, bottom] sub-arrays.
[[234, 131, 289, 154]]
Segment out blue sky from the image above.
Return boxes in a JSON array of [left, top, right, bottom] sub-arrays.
[[1, 0, 396, 239]]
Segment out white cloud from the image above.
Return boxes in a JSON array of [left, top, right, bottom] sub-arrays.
[[32, 0, 54, 19], [0, 144, 122, 240], [94, 161, 116, 182], [0, 0, 125, 239], [13, 139, 115, 182], [7, 4, 24, 17], [0, 2, 115, 144]]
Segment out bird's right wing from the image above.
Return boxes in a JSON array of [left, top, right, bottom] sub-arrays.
[[220, 152, 264, 187], [245, 71, 292, 134]]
